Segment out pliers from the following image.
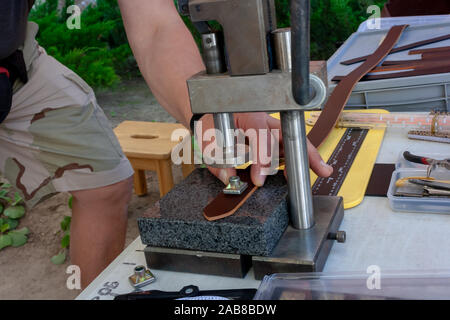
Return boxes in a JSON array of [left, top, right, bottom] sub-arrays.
[[403, 151, 450, 177]]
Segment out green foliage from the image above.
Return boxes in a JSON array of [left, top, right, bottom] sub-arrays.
[[4, 206, 25, 219], [51, 251, 67, 265], [29, 0, 387, 88], [0, 235, 12, 251], [0, 183, 28, 251], [309, 0, 388, 59], [9, 228, 29, 247], [52, 212, 71, 265], [29, 0, 137, 88], [180, 0, 387, 60], [275, 0, 388, 59]]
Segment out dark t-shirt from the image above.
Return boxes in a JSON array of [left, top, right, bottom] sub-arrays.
[[0, 0, 35, 59]]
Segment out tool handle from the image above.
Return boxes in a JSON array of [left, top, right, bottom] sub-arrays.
[[403, 151, 430, 165]]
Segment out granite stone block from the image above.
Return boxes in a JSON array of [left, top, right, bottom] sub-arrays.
[[138, 169, 289, 256]]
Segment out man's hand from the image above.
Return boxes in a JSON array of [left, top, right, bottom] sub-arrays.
[[118, 0, 332, 187], [196, 113, 333, 186]]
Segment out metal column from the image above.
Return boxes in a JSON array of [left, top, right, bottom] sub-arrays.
[[281, 0, 314, 229]]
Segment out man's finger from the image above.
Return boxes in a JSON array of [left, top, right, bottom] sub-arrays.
[[307, 139, 333, 177], [207, 166, 237, 185]]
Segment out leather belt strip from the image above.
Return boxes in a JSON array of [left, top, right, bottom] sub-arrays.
[[333, 46, 450, 81], [203, 169, 258, 221], [420, 51, 450, 61], [409, 46, 450, 55], [203, 155, 395, 222], [340, 33, 450, 66], [311, 128, 368, 196], [333, 64, 450, 81], [369, 59, 450, 73], [365, 164, 396, 197], [381, 56, 449, 65], [308, 25, 408, 148]]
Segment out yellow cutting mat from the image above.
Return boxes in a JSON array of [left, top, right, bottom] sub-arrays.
[[239, 109, 388, 209]]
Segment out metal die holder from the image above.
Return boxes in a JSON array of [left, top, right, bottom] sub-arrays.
[[223, 176, 249, 195], [187, 72, 326, 114]]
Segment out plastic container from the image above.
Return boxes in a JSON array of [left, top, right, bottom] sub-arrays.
[[386, 151, 450, 214], [396, 151, 450, 171], [357, 15, 450, 32], [254, 271, 450, 300], [327, 22, 450, 112], [387, 169, 450, 214]]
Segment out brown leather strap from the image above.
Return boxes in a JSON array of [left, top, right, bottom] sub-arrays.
[[421, 51, 450, 61], [308, 25, 408, 148], [341, 33, 450, 66], [367, 59, 450, 74], [203, 170, 258, 221], [203, 162, 395, 221], [365, 163, 396, 197], [333, 64, 450, 81], [410, 46, 450, 55], [382, 56, 449, 66]]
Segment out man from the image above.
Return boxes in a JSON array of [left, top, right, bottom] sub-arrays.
[[0, 0, 332, 288]]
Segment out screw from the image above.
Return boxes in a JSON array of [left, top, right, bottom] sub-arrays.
[[328, 231, 346, 243], [229, 176, 241, 189]]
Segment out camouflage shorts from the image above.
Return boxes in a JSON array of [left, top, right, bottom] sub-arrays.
[[0, 23, 134, 208]]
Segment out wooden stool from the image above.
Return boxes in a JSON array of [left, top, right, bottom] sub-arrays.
[[114, 121, 194, 197]]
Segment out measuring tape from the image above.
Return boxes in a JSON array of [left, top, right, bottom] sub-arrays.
[[312, 128, 369, 196]]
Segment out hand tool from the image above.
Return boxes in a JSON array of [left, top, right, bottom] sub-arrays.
[[409, 179, 450, 191], [395, 186, 450, 198], [403, 151, 450, 177], [114, 285, 257, 300]]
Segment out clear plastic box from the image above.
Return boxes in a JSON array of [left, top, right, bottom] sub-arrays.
[[254, 271, 450, 300], [387, 151, 450, 214], [357, 15, 450, 32], [327, 22, 450, 112]]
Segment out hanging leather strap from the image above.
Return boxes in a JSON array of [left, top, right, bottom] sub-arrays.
[[308, 25, 408, 148], [340, 33, 450, 65]]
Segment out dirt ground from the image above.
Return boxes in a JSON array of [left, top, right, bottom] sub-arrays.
[[0, 78, 182, 300]]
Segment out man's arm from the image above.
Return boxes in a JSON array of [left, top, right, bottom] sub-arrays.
[[118, 0, 203, 128], [118, 0, 333, 185]]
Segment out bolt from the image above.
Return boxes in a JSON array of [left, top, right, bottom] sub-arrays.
[[229, 176, 241, 189], [328, 231, 346, 243]]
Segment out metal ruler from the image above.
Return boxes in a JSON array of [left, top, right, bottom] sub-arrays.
[[312, 128, 369, 196]]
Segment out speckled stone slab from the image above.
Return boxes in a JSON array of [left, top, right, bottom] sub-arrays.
[[138, 169, 289, 256]]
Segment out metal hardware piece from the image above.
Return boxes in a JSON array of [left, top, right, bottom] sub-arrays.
[[253, 196, 345, 279], [128, 265, 156, 288], [201, 33, 226, 75], [187, 72, 327, 114], [223, 175, 249, 195], [328, 230, 346, 243], [424, 186, 450, 196], [409, 179, 450, 191], [273, 28, 292, 71]]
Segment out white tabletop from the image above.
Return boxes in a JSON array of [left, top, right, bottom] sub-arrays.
[[77, 127, 450, 300]]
